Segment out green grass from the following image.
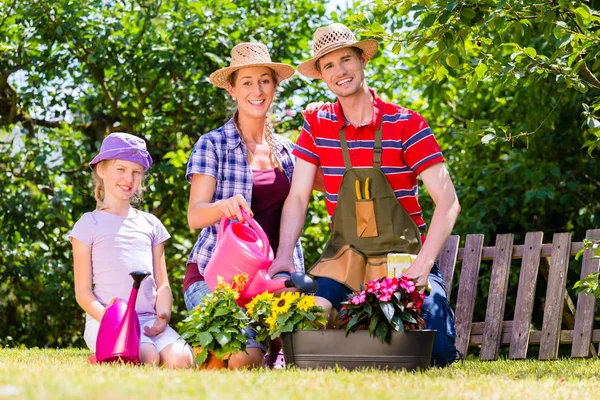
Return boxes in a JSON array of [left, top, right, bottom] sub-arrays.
[[1, 348, 599, 399]]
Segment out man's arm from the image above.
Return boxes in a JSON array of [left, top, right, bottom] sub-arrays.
[[269, 158, 318, 276], [404, 162, 460, 287]]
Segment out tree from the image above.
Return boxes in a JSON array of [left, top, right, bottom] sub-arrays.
[[0, 0, 330, 347], [350, 0, 600, 150]]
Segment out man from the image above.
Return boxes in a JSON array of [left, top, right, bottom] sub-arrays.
[[269, 23, 461, 366]]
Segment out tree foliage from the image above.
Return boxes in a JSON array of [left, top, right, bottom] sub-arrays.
[[0, 0, 330, 347]]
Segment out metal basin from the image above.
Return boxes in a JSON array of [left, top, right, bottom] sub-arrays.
[[281, 329, 435, 371]]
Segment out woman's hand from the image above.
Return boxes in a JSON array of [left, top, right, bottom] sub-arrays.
[[215, 194, 253, 222], [302, 101, 324, 117], [268, 255, 295, 278]]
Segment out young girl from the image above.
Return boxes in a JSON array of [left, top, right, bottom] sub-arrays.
[[70, 132, 193, 368]]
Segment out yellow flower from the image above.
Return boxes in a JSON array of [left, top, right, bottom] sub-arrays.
[[232, 273, 249, 292], [215, 275, 231, 291], [296, 295, 316, 312], [245, 291, 274, 317], [272, 291, 295, 315], [266, 315, 278, 329]]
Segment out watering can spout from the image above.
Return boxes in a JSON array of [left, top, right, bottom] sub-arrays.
[[130, 270, 151, 289]]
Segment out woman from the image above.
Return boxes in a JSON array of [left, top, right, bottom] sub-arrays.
[[183, 42, 304, 369]]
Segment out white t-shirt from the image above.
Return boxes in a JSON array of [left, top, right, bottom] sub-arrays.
[[69, 209, 170, 316]]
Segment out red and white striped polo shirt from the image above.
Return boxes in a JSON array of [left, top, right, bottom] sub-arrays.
[[293, 90, 444, 230]]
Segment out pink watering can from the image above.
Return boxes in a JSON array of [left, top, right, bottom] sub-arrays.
[[95, 270, 151, 364], [204, 209, 317, 306]]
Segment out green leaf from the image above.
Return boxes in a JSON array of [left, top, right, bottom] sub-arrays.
[[436, 65, 449, 82], [523, 47, 537, 57], [215, 331, 230, 346], [481, 134, 496, 144], [446, 53, 459, 68], [379, 301, 395, 322], [194, 348, 208, 366], [475, 63, 488, 79], [368, 314, 379, 334], [574, 6, 591, 20], [588, 118, 600, 130], [461, 8, 476, 20], [197, 332, 213, 347], [467, 74, 478, 92], [214, 307, 229, 317], [420, 14, 437, 29], [549, 165, 561, 177], [556, 34, 573, 48], [375, 321, 389, 343]]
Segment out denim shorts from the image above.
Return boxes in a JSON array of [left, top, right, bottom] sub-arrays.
[[183, 280, 267, 353]]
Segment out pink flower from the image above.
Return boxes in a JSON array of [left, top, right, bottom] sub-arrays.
[[366, 280, 381, 293], [409, 291, 425, 310], [399, 276, 416, 293], [380, 277, 398, 292], [349, 291, 366, 305], [285, 109, 297, 117], [377, 292, 393, 302]]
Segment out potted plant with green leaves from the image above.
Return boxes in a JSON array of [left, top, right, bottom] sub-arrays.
[[179, 274, 249, 369], [279, 275, 435, 371], [245, 291, 326, 343]]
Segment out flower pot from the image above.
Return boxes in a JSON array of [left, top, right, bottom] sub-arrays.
[[192, 348, 228, 370], [281, 329, 435, 371]]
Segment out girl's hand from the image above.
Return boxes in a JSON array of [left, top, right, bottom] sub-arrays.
[[302, 102, 325, 117], [216, 194, 253, 223], [143, 312, 168, 337]]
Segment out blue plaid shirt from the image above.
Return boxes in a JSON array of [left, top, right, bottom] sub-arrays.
[[186, 118, 304, 275]]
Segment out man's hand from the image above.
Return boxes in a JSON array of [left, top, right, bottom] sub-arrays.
[[143, 312, 168, 337], [402, 263, 432, 293], [268, 255, 295, 278]]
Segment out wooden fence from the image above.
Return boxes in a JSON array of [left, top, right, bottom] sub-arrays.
[[438, 229, 600, 360]]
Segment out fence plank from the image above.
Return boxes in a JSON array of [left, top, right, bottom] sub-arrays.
[[571, 229, 600, 357], [453, 234, 484, 359], [470, 327, 600, 346], [539, 232, 572, 360], [509, 232, 544, 359], [457, 242, 585, 262], [481, 234, 515, 360], [438, 235, 460, 298]]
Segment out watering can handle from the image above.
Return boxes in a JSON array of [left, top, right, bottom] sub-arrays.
[[218, 209, 271, 259]]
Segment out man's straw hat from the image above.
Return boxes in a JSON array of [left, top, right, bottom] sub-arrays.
[[209, 42, 295, 89], [297, 23, 379, 79]]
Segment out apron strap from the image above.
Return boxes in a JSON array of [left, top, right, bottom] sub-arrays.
[[338, 128, 353, 170], [338, 111, 384, 170], [373, 122, 383, 170]]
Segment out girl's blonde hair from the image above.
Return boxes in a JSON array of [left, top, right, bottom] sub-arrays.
[[92, 160, 145, 209], [229, 68, 283, 172]]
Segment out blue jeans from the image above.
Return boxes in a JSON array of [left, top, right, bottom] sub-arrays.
[[183, 280, 267, 353], [314, 264, 459, 367]]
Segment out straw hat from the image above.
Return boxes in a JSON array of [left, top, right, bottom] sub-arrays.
[[297, 23, 379, 79], [209, 43, 295, 89]]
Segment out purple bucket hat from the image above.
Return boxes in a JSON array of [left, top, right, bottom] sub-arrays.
[[89, 132, 153, 171]]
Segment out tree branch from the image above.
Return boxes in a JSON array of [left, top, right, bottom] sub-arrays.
[[577, 55, 600, 90], [0, 0, 17, 30]]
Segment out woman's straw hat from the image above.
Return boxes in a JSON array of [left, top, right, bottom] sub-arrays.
[[297, 23, 379, 79], [209, 43, 295, 89]]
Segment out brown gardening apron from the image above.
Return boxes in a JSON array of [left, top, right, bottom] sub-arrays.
[[308, 121, 423, 291]]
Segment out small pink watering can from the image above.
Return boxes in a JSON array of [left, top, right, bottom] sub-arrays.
[[204, 210, 317, 306], [95, 270, 150, 364]]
